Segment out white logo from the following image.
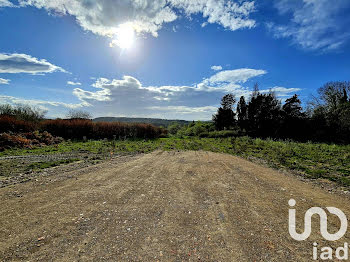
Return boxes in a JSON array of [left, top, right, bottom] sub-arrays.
[[288, 199, 347, 241]]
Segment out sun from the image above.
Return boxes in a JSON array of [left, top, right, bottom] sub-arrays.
[[114, 23, 136, 50]]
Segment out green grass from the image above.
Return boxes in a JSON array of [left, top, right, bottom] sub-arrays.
[[26, 158, 80, 171], [1, 137, 350, 186]]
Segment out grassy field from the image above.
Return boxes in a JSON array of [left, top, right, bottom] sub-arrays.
[[1, 137, 350, 186]]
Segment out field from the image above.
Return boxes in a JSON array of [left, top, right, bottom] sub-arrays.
[[1, 137, 350, 187]]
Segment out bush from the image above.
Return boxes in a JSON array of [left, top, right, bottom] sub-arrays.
[[0, 115, 38, 133], [174, 121, 215, 137], [206, 130, 240, 138], [93, 122, 164, 139], [41, 119, 94, 139], [40, 119, 164, 140], [23, 130, 64, 146], [0, 131, 63, 151], [0, 114, 165, 141], [0, 133, 32, 150]]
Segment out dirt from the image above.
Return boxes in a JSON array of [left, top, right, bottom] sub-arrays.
[[0, 152, 133, 188], [1, 150, 350, 261]]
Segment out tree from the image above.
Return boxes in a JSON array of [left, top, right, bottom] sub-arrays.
[[282, 94, 304, 118], [168, 122, 181, 135], [280, 94, 307, 140], [0, 104, 46, 122], [318, 81, 350, 111], [251, 83, 259, 98], [247, 92, 282, 137], [66, 110, 92, 119], [237, 96, 248, 131], [221, 94, 236, 110], [213, 94, 236, 130], [310, 81, 350, 142]]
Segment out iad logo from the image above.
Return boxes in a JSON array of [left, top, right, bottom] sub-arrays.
[[288, 199, 347, 241], [288, 199, 349, 260]]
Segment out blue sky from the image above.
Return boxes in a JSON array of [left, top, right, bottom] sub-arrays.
[[0, 0, 350, 120]]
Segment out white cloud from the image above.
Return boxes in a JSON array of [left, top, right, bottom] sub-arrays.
[[205, 68, 266, 84], [0, 67, 300, 120], [268, 0, 350, 51], [0, 78, 10, 84], [0, 53, 67, 74], [0, 64, 298, 120], [170, 0, 256, 31], [67, 68, 275, 119], [73, 76, 177, 107], [198, 68, 267, 93], [260, 86, 301, 97], [72, 68, 267, 107], [211, 65, 223, 71], [20, 0, 177, 37], [0, 95, 85, 110], [0, 0, 13, 7], [147, 105, 217, 120], [67, 81, 81, 86], [148, 105, 217, 114], [19, 0, 256, 45]]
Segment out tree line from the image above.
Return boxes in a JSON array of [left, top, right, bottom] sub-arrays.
[[213, 81, 350, 143]]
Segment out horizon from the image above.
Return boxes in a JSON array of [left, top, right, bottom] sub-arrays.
[[1, 0, 350, 120]]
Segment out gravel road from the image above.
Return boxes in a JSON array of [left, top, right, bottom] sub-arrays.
[[1, 151, 350, 261]]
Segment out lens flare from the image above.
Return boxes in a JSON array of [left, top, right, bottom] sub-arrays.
[[112, 23, 135, 50]]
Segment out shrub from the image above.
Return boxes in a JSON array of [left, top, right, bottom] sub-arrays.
[[0, 115, 37, 133], [174, 121, 215, 137], [206, 130, 240, 138], [0, 133, 32, 150], [40, 119, 164, 140], [93, 122, 164, 139], [23, 130, 64, 145], [41, 119, 94, 139], [0, 131, 63, 151]]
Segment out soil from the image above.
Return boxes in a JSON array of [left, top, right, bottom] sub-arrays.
[[1, 150, 350, 261]]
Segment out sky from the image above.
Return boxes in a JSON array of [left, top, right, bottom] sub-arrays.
[[0, 0, 349, 120]]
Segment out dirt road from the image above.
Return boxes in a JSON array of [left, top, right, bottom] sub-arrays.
[[1, 151, 350, 261]]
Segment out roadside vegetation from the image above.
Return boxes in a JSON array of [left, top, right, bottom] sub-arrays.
[[1, 137, 350, 187]]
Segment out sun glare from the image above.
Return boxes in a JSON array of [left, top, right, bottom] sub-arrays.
[[114, 23, 135, 50]]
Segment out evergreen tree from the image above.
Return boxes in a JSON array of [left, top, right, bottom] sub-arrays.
[[280, 94, 307, 140], [213, 94, 236, 130], [247, 92, 282, 137], [282, 94, 304, 118], [237, 96, 248, 130]]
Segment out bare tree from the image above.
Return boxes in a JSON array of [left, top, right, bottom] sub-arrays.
[[66, 110, 92, 119], [0, 104, 46, 122]]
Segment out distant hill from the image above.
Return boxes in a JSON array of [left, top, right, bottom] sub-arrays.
[[93, 117, 191, 127]]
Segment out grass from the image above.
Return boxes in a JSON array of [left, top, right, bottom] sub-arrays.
[[1, 137, 350, 186], [26, 158, 80, 171]]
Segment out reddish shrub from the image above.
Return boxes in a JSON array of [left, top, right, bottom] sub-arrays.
[[0, 131, 63, 151], [0, 115, 37, 133], [0, 116, 165, 141], [40, 119, 164, 140], [41, 119, 93, 139], [0, 133, 32, 151], [23, 130, 64, 145]]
